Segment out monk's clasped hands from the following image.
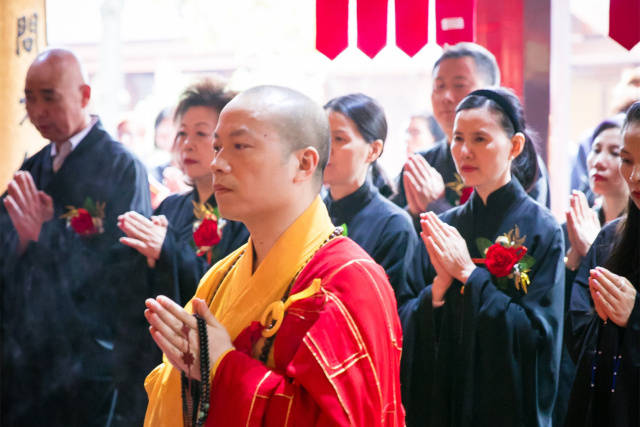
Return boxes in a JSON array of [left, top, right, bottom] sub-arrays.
[[145, 295, 233, 380]]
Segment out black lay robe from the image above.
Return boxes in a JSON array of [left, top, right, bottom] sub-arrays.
[[554, 206, 624, 427], [109, 189, 249, 425], [0, 118, 151, 427], [565, 218, 640, 426], [323, 180, 419, 305], [391, 140, 551, 231], [399, 179, 565, 427]]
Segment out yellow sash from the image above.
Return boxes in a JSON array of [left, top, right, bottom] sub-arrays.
[[144, 196, 335, 426]]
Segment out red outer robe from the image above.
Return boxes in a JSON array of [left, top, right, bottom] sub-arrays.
[[206, 236, 405, 426]]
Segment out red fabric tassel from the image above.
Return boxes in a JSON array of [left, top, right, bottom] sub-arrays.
[[357, 0, 388, 58], [316, 0, 349, 59], [609, 0, 640, 51], [435, 0, 477, 47], [395, 0, 429, 56]]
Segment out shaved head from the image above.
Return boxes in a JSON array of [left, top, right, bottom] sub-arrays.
[[225, 86, 330, 187], [25, 48, 91, 143], [29, 48, 90, 87]]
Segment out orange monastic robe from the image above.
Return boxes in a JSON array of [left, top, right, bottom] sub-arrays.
[[144, 197, 405, 426]]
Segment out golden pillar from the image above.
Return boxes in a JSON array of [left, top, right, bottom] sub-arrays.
[[0, 0, 47, 192]]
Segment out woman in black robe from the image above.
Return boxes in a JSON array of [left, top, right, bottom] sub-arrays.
[[565, 101, 640, 426], [555, 117, 628, 426], [322, 93, 418, 303], [399, 88, 565, 427], [111, 79, 248, 425]]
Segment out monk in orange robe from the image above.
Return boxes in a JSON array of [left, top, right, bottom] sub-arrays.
[[143, 85, 405, 426]]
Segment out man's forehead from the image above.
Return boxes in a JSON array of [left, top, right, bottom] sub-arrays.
[[26, 62, 65, 87], [434, 56, 478, 79], [219, 105, 277, 129]]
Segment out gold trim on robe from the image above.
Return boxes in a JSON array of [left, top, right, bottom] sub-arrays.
[[144, 196, 335, 426]]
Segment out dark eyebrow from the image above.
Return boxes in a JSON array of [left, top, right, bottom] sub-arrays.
[[39, 89, 56, 95]]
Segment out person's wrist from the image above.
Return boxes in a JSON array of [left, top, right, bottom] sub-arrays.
[[565, 247, 581, 271], [458, 264, 476, 284], [432, 276, 448, 305]]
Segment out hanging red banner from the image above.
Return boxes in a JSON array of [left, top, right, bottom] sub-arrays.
[[435, 0, 477, 47], [316, 0, 349, 59], [609, 0, 640, 50], [395, 0, 429, 56], [357, 0, 388, 58]]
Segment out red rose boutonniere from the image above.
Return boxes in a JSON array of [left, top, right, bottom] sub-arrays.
[[61, 198, 105, 236], [472, 225, 535, 294], [192, 201, 224, 264]]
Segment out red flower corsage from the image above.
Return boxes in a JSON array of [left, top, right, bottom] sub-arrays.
[[192, 201, 223, 264], [471, 225, 535, 294], [446, 173, 473, 206], [61, 198, 105, 236]]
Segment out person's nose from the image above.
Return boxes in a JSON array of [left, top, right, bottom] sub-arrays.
[[440, 87, 455, 104], [459, 140, 472, 159], [211, 148, 230, 174], [592, 152, 607, 171], [182, 134, 196, 151], [630, 163, 640, 182]]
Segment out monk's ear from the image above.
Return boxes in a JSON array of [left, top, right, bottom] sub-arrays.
[[293, 146, 319, 184], [79, 84, 91, 108], [366, 139, 384, 163]]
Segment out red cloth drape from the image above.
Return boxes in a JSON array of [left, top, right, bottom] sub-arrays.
[[435, 0, 476, 47], [609, 0, 640, 50], [476, 0, 523, 98], [395, 0, 429, 56], [357, 0, 388, 58], [316, 0, 349, 59]]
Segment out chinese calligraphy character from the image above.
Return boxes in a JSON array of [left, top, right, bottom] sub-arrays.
[[16, 13, 38, 56]]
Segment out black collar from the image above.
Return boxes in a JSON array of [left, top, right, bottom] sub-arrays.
[[468, 178, 527, 212], [192, 189, 218, 208], [325, 180, 376, 225]]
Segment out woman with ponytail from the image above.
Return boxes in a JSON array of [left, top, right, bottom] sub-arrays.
[[400, 88, 565, 426], [323, 93, 418, 302]]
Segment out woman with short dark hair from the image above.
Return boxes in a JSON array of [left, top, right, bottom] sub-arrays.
[[111, 78, 249, 425]]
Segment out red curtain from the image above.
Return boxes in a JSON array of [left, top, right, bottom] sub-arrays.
[[476, 0, 524, 97]]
